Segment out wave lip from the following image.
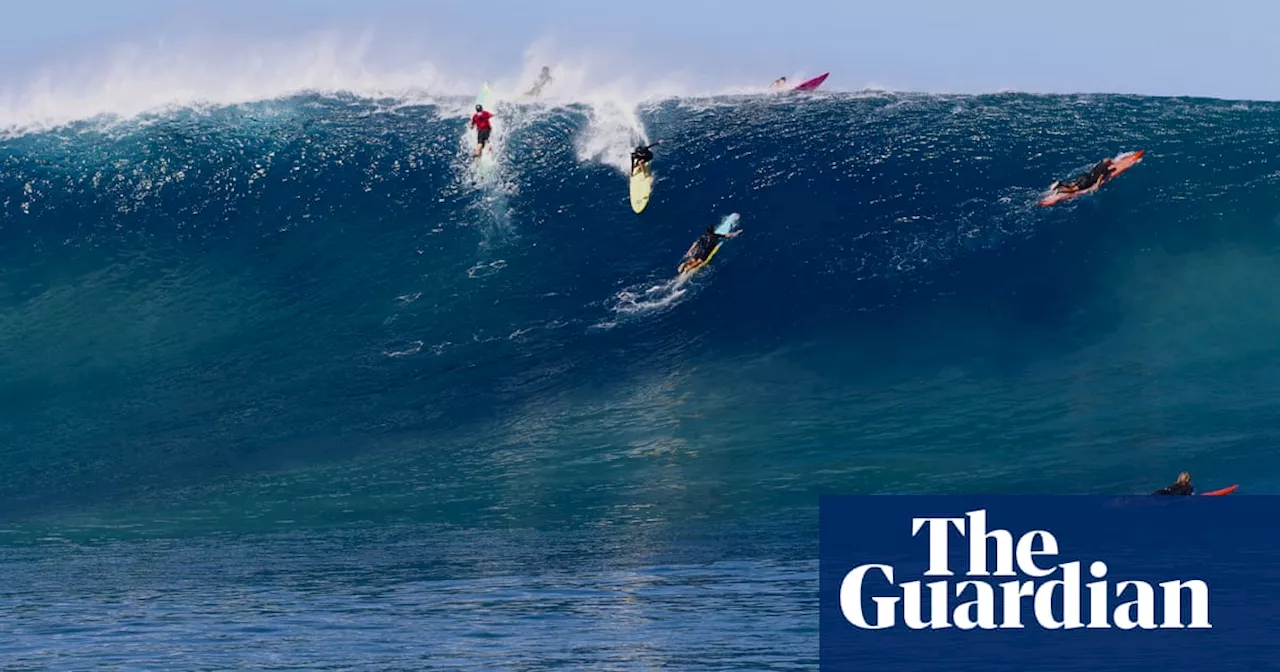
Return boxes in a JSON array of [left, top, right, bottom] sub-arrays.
[[0, 31, 769, 136], [0, 31, 452, 135]]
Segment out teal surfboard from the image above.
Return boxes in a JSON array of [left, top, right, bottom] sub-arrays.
[[713, 213, 740, 236]]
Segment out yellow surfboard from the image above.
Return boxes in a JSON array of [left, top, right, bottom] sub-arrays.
[[629, 165, 652, 213], [678, 242, 722, 277]]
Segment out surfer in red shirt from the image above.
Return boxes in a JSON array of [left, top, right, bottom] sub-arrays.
[[470, 104, 494, 158]]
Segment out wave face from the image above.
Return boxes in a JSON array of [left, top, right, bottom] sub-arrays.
[[7, 90, 1280, 669], [4, 92, 1280, 539]]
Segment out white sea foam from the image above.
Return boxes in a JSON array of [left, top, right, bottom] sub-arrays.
[[0, 31, 762, 136]]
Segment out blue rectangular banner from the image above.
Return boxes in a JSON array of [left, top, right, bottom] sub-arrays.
[[820, 496, 1280, 671]]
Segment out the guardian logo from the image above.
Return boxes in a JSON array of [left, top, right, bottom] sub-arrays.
[[840, 509, 1211, 630]]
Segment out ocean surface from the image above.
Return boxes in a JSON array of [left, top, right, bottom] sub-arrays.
[[3, 89, 1280, 668]]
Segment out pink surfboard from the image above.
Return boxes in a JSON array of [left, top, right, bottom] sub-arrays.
[[793, 73, 829, 91]]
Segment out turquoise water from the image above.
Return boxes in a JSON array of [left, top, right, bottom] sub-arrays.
[[3, 92, 1280, 667]]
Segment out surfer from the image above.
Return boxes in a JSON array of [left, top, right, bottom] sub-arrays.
[[1051, 157, 1114, 194], [524, 66, 553, 97], [771, 76, 788, 89], [678, 223, 742, 274], [1152, 472, 1194, 495], [470, 104, 494, 158], [631, 141, 660, 177]]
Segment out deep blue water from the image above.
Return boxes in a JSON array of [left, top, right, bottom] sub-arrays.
[[3, 91, 1280, 668]]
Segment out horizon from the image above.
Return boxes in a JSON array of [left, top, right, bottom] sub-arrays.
[[0, 0, 1277, 118]]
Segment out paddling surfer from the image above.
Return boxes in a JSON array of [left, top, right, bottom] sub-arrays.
[[1051, 157, 1114, 194], [678, 223, 741, 274], [1153, 472, 1194, 495]]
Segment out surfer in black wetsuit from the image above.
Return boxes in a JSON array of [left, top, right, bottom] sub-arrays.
[[1153, 472, 1194, 495], [1052, 157, 1114, 193], [679, 223, 742, 274], [524, 66, 552, 97], [631, 141, 660, 177]]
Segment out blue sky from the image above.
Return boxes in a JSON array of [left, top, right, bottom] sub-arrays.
[[2, 0, 1278, 100]]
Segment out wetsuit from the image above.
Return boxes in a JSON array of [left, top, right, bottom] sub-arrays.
[[472, 110, 494, 146], [689, 227, 727, 262], [1153, 481, 1194, 495], [632, 145, 655, 172], [1067, 161, 1113, 190]]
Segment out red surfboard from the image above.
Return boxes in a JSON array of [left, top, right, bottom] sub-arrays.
[[1038, 150, 1144, 207], [793, 73, 829, 91], [1201, 484, 1239, 496]]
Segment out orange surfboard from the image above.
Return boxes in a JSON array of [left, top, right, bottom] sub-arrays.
[[1039, 150, 1145, 207], [1201, 484, 1239, 496]]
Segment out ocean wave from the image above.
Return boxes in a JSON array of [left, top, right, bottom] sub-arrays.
[[4, 89, 1280, 524]]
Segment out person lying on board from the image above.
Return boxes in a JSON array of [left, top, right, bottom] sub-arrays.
[[631, 141, 661, 177], [1153, 471, 1194, 495], [678, 224, 742, 274], [1050, 157, 1114, 193]]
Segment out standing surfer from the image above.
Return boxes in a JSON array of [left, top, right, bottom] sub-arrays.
[[631, 141, 660, 177], [470, 104, 494, 158]]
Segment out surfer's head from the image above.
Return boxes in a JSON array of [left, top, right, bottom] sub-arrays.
[[475, 104, 483, 112], [1177, 472, 1191, 484]]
